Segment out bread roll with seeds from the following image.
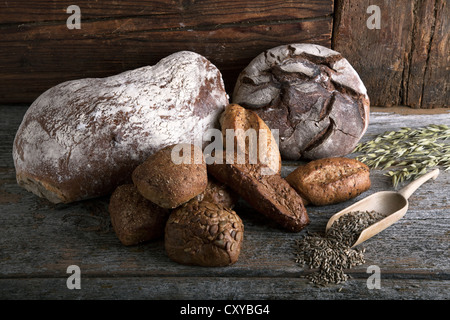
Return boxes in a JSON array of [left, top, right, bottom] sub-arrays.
[[208, 160, 309, 232], [195, 176, 239, 209], [165, 199, 244, 267], [132, 143, 207, 209], [109, 184, 170, 246]]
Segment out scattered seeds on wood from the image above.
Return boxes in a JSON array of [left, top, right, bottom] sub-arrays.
[[294, 210, 386, 286]]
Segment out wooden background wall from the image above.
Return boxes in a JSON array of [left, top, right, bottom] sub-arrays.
[[0, 0, 448, 108]]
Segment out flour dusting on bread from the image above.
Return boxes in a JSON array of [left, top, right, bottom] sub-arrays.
[[13, 51, 228, 203]]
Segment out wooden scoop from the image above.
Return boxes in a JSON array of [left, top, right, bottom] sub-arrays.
[[326, 168, 440, 248]]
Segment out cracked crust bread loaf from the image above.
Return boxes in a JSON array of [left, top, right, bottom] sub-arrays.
[[13, 51, 228, 204], [165, 199, 244, 267], [109, 184, 170, 246], [132, 144, 208, 209], [232, 43, 370, 161], [285, 157, 371, 206]]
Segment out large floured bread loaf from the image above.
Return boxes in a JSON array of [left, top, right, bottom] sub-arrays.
[[13, 51, 228, 203], [232, 43, 370, 161]]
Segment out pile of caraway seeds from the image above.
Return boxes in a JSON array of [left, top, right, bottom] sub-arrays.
[[294, 210, 386, 286]]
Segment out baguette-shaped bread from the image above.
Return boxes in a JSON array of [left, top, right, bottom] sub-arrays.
[[208, 161, 309, 232], [285, 157, 371, 206]]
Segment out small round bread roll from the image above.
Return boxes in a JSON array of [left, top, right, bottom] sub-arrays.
[[132, 144, 208, 209], [195, 176, 239, 209], [109, 184, 170, 246], [165, 199, 244, 267]]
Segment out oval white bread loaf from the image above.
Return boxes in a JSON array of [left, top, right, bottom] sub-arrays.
[[13, 51, 228, 204]]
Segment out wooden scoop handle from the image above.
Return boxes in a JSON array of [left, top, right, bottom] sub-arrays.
[[398, 169, 440, 199]]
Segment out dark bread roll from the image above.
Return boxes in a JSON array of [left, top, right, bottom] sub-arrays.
[[232, 43, 370, 161], [132, 144, 207, 209], [196, 176, 239, 209], [285, 157, 371, 206], [208, 160, 309, 232], [165, 199, 244, 267], [13, 51, 228, 204], [109, 184, 170, 246]]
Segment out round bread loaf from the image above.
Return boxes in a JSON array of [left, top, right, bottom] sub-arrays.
[[13, 51, 228, 204], [165, 199, 244, 267], [109, 184, 170, 246], [132, 144, 208, 209], [232, 43, 370, 160]]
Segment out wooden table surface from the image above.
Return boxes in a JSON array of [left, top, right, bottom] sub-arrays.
[[0, 105, 449, 300]]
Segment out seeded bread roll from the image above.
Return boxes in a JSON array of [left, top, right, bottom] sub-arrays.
[[13, 51, 228, 204], [132, 143, 207, 209], [219, 104, 281, 175], [208, 160, 309, 232], [232, 43, 370, 161], [109, 184, 170, 246], [165, 199, 244, 267], [285, 157, 371, 206], [196, 176, 239, 209]]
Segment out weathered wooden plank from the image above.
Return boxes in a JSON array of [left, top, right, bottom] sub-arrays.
[[0, 0, 333, 104], [332, 0, 449, 108], [0, 107, 449, 299], [403, 0, 434, 108], [0, 0, 333, 25], [333, 0, 414, 107], [1, 277, 449, 300], [0, 18, 332, 104], [403, 0, 450, 108], [420, 0, 449, 108], [2, 165, 447, 277]]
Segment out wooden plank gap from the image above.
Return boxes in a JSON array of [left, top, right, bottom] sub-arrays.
[[401, 0, 419, 108], [419, 0, 439, 108]]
